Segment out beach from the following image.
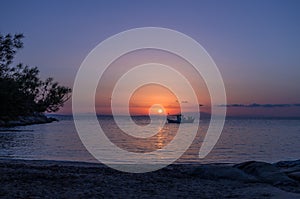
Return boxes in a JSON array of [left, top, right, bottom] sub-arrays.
[[0, 159, 299, 198], [1, 117, 300, 198]]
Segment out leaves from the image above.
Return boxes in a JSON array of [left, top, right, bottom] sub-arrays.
[[0, 34, 24, 75], [0, 33, 71, 117]]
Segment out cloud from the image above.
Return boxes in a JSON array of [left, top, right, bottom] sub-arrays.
[[219, 103, 300, 108]]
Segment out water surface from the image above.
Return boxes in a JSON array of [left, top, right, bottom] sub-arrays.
[[0, 116, 299, 164]]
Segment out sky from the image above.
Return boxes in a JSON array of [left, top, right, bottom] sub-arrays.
[[1, 0, 300, 117]]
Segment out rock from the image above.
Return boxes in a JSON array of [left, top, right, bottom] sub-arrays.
[[288, 172, 300, 181], [0, 114, 58, 127], [276, 160, 300, 182], [275, 160, 300, 168], [189, 164, 258, 182], [234, 161, 297, 186], [277, 165, 300, 177], [274, 159, 300, 178]]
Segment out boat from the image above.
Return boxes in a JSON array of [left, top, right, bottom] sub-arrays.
[[166, 114, 195, 124]]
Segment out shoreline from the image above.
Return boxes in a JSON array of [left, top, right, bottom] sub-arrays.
[[0, 158, 299, 198], [0, 115, 58, 127]]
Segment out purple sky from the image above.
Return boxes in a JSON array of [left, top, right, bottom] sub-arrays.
[[1, 0, 300, 116]]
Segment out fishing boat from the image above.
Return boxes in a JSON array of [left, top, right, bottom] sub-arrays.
[[166, 114, 195, 124]]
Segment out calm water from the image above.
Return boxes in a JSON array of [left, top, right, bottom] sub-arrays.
[[0, 115, 299, 164]]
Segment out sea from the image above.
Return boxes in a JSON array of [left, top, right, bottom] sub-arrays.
[[0, 115, 299, 165]]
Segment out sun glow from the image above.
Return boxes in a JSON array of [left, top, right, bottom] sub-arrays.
[[148, 105, 166, 115], [128, 84, 181, 115]]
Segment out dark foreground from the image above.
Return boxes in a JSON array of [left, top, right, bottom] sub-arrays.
[[0, 159, 300, 199]]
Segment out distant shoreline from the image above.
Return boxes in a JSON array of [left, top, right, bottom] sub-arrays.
[[0, 158, 299, 198]]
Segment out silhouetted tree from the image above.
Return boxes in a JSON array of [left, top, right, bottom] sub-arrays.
[[0, 33, 71, 118]]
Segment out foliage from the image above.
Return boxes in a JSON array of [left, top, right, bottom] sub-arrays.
[[0, 33, 71, 117]]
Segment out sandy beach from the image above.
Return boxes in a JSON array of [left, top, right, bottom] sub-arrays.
[[0, 159, 299, 199]]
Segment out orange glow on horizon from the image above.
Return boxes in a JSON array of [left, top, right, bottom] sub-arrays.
[[94, 49, 211, 115], [129, 84, 181, 115]]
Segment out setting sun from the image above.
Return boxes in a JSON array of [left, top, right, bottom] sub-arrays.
[[127, 84, 181, 115]]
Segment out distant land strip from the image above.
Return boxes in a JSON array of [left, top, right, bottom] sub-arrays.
[[218, 103, 300, 108]]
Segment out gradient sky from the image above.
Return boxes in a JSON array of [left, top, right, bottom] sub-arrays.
[[1, 0, 300, 116]]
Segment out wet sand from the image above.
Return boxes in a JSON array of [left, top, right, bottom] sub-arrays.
[[0, 159, 299, 198]]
